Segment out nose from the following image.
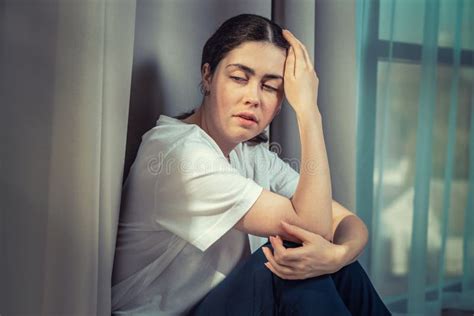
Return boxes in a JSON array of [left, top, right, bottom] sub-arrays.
[[244, 82, 261, 107]]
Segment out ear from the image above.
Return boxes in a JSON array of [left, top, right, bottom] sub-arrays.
[[201, 63, 213, 91]]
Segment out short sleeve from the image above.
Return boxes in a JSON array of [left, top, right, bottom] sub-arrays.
[[258, 146, 300, 199], [153, 141, 263, 252]]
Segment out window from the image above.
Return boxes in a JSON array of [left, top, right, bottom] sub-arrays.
[[367, 0, 473, 302]]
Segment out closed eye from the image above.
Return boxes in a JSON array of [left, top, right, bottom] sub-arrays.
[[230, 76, 247, 83], [231, 76, 278, 92], [263, 84, 278, 92]]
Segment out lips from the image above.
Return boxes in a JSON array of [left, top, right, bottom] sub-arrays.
[[234, 112, 258, 123]]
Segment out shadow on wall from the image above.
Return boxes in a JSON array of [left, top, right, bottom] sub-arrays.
[[124, 59, 165, 182]]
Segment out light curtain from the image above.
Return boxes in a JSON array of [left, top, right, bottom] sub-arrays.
[[356, 0, 474, 314], [0, 1, 136, 314]]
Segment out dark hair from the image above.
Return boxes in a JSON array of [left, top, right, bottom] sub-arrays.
[[175, 14, 289, 145]]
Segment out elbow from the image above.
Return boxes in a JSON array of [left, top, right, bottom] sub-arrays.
[[355, 217, 369, 248], [362, 222, 369, 247]]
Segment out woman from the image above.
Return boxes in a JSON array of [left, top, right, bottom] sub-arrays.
[[112, 14, 390, 315]]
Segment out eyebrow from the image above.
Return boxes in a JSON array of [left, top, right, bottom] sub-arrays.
[[225, 63, 283, 81]]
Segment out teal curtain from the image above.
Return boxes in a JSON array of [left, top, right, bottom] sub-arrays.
[[356, 0, 474, 314]]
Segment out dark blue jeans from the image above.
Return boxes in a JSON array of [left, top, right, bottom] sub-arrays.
[[188, 240, 391, 316]]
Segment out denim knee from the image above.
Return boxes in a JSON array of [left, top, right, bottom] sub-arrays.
[[332, 260, 370, 285]]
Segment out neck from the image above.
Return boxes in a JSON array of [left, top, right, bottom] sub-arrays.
[[182, 103, 236, 159]]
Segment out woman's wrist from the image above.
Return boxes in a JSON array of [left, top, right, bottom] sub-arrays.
[[295, 104, 321, 118]]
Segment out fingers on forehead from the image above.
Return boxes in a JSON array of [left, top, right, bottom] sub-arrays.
[[285, 31, 304, 49], [295, 40, 310, 61], [284, 31, 314, 71], [284, 32, 310, 57], [294, 40, 313, 68], [285, 34, 308, 61], [283, 30, 302, 48], [302, 46, 313, 67]]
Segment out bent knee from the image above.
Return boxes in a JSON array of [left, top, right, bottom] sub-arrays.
[[341, 261, 367, 276], [333, 260, 373, 286], [279, 287, 350, 315]]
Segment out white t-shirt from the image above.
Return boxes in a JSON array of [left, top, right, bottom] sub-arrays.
[[112, 115, 300, 315]]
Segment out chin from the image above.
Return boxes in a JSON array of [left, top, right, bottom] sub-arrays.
[[243, 133, 263, 143], [232, 133, 255, 144]]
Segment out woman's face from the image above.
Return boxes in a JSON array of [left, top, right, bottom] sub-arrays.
[[203, 41, 286, 147]]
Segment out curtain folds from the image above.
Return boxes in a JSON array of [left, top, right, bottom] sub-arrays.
[[356, 0, 474, 314], [0, 1, 136, 314]]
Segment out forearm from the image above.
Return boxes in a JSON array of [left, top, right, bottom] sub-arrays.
[[291, 106, 333, 240], [333, 215, 369, 265]]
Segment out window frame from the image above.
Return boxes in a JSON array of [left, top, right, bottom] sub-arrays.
[[367, 0, 474, 310]]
